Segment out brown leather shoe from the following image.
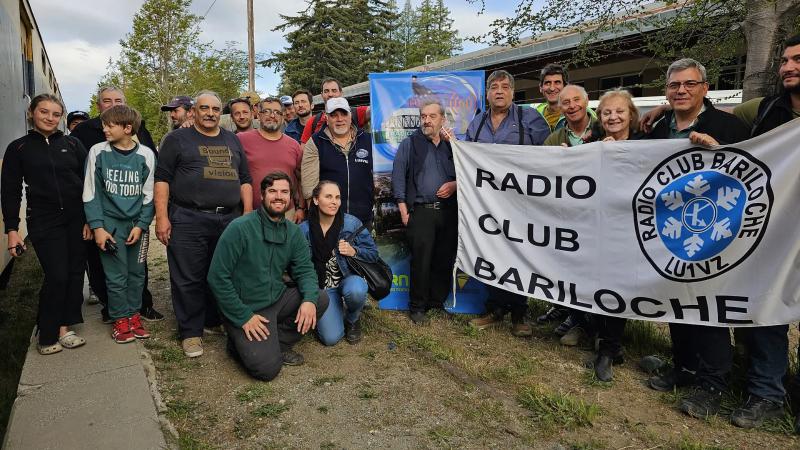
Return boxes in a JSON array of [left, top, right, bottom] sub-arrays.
[[470, 312, 502, 330], [511, 322, 533, 337]]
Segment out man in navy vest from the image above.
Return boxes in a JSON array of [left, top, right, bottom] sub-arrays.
[[391, 100, 457, 324], [301, 98, 374, 226]]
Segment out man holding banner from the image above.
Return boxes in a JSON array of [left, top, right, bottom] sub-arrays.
[[644, 58, 750, 419], [392, 100, 457, 324], [466, 70, 550, 337]]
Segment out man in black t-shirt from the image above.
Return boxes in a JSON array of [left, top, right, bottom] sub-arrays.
[[154, 91, 253, 358]]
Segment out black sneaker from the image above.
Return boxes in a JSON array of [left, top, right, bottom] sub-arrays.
[[345, 320, 363, 345], [554, 315, 576, 336], [648, 368, 695, 392], [594, 355, 614, 382], [140, 306, 165, 322], [679, 385, 723, 418], [282, 349, 305, 366], [731, 395, 785, 428], [409, 310, 429, 325], [536, 306, 569, 323]]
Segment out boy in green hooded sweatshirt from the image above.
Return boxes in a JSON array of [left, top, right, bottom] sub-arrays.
[[83, 105, 155, 343]]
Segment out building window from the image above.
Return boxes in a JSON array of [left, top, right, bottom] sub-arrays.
[[600, 74, 642, 97], [20, 6, 34, 98], [710, 57, 745, 90]]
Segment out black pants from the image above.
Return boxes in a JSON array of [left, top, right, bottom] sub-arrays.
[[223, 288, 329, 381], [406, 205, 457, 313], [484, 285, 529, 323], [27, 209, 86, 345], [669, 323, 732, 390], [86, 240, 153, 313], [597, 316, 627, 356], [167, 205, 236, 339]]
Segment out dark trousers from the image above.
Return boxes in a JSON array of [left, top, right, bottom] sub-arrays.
[[86, 240, 153, 313], [27, 209, 86, 345], [669, 323, 732, 391], [167, 205, 236, 339], [406, 205, 457, 313], [223, 288, 329, 381], [484, 285, 528, 323], [736, 325, 789, 403], [597, 316, 627, 356]]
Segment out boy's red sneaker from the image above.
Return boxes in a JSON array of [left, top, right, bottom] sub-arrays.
[[129, 313, 151, 339], [112, 318, 135, 344]]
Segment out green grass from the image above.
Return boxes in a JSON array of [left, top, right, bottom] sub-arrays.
[[0, 249, 42, 442], [358, 386, 378, 399], [485, 356, 538, 382], [516, 386, 599, 430], [160, 346, 187, 364], [252, 402, 290, 418], [317, 405, 330, 414], [427, 425, 456, 447], [167, 399, 200, 420], [176, 432, 215, 450], [677, 436, 733, 450], [620, 319, 671, 357], [235, 383, 272, 402]]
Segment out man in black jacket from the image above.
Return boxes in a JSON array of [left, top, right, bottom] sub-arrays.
[[645, 58, 749, 420], [71, 85, 163, 322]]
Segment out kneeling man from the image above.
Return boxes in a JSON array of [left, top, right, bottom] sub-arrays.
[[208, 171, 328, 380]]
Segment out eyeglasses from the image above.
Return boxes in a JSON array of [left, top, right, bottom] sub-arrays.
[[260, 109, 284, 116], [666, 80, 706, 91]]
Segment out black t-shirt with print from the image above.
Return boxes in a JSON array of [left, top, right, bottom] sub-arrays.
[[155, 127, 252, 209]]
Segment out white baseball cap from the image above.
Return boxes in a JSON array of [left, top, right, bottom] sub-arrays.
[[325, 97, 351, 114]]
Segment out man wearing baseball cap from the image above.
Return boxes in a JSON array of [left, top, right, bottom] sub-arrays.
[[301, 97, 374, 226], [161, 96, 193, 130], [280, 95, 296, 122], [66, 110, 89, 133]]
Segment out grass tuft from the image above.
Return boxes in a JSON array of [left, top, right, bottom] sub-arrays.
[[312, 375, 345, 386], [167, 399, 200, 420], [517, 386, 599, 430], [252, 402, 290, 418], [235, 383, 272, 402]]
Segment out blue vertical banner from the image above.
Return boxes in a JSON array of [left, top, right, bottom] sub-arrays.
[[369, 71, 488, 313]]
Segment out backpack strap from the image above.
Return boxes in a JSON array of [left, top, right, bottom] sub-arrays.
[[751, 96, 782, 137], [311, 112, 322, 135], [517, 105, 524, 145]]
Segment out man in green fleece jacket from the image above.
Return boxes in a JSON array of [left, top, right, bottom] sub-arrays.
[[208, 171, 328, 380]]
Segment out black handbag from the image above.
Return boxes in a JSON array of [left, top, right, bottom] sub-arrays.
[[344, 224, 393, 300]]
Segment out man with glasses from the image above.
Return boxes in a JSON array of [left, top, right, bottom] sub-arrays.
[[238, 97, 306, 223], [285, 89, 313, 143], [644, 59, 749, 420], [155, 91, 253, 358]]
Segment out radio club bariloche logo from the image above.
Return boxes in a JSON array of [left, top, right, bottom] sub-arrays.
[[633, 148, 772, 282]]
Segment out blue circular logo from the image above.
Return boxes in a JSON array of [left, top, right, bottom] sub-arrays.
[[633, 148, 772, 282], [656, 171, 745, 262]]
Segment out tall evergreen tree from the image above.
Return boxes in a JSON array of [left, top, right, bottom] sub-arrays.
[[405, 0, 462, 68]]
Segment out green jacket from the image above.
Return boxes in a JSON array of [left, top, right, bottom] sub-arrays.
[[208, 207, 319, 327], [543, 116, 599, 147]]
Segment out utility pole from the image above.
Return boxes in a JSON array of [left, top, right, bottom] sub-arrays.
[[247, 0, 255, 91]]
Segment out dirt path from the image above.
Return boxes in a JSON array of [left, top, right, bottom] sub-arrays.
[[143, 240, 799, 450]]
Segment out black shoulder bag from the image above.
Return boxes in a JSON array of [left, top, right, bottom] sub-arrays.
[[345, 225, 393, 300]]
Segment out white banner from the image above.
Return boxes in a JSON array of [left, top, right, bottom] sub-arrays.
[[453, 119, 800, 327]]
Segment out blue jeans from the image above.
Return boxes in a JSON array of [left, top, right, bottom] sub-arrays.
[[317, 275, 368, 346], [739, 325, 789, 403]]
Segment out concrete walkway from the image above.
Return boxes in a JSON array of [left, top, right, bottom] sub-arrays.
[[2, 294, 167, 449]]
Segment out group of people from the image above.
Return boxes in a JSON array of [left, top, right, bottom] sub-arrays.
[[2, 31, 799, 433]]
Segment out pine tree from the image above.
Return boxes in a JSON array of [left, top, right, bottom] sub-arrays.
[[405, 0, 462, 68]]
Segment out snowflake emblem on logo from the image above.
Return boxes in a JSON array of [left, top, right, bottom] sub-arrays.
[[633, 148, 772, 282], [656, 171, 744, 261]]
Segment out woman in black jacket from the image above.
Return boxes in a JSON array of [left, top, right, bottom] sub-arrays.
[[1, 93, 92, 354]]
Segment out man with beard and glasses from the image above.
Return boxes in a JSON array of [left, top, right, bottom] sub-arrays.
[[285, 89, 313, 143], [392, 100, 457, 325], [208, 171, 328, 379], [161, 96, 194, 130], [301, 97, 374, 227], [155, 90, 253, 358], [238, 97, 306, 223]]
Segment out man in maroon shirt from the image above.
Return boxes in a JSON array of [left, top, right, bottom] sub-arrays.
[[238, 97, 306, 223], [300, 78, 369, 144]]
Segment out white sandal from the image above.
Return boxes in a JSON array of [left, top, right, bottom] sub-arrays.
[[37, 342, 63, 355], [58, 331, 86, 349]]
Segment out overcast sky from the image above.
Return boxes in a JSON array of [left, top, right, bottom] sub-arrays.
[[29, 0, 518, 112]]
